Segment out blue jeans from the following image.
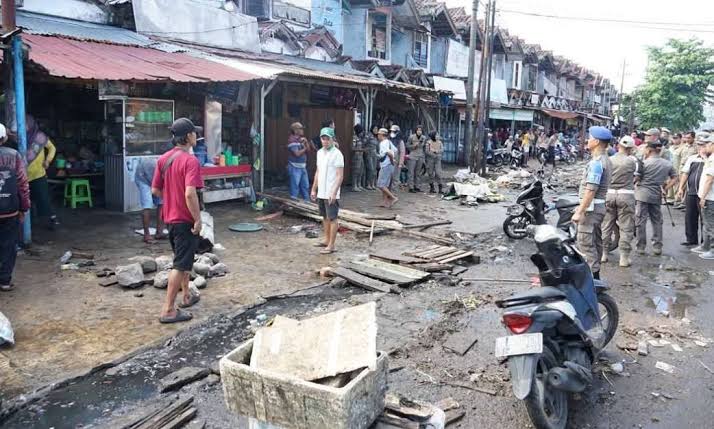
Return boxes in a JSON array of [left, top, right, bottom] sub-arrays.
[[288, 164, 310, 200]]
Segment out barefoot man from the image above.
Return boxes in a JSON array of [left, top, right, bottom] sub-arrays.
[[311, 127, 344, 254], [376, 128, 399, 208]]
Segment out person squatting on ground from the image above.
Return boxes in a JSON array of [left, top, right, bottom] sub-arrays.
[[572, 126, 612, 280], [696, 135, 714, 260], [311, 127, 344, 255], [351, 124, 367, 192], [634, 139, 678, 256], [0, 124, 30, 292], [376, 128, 399, 208], [135, 156, 166, 243], [286, 122, 311, 201], [407, 125, 426, 193], [151, 118, 204, 324], [25, 115, 59, 228], [602, 136, 639, 267], [677, 132, 710, 249], [425, 131, 444, 194]]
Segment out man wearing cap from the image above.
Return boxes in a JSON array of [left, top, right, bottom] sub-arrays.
[[677, 132, 709, 247], [601, 136, 639, 267], [152, 118, 204, 324], [376, 128, 399, 208], [310, 127, 344, 254], [634, 138, 678, 256], [0, 123, 30, 292], [697, 135, 714, 259], [572, 126, 612, 279], [638, 128, 660, 159], [287, 122, 311, 201], [351, 124, 367, 192], [406, 125, 426, 193], [389, 125, 405, 191]]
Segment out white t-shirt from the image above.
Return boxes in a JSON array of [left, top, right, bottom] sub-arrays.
[[378, 139, 396, 168], [316, 146, 345, 200]]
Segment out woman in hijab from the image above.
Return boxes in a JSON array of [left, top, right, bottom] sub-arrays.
[[25, 115, 59, 228]]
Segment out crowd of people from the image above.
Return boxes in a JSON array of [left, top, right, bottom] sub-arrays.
[[491, 126, 582, 168], [571, 125, 714, 281]]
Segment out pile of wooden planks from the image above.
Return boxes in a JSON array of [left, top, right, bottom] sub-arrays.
[[404, 245, 475, 264], [330, 258, 431, 294], [261, 193, 454, 245], [123, 396, 197, 429]]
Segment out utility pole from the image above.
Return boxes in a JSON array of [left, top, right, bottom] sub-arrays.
[[463, 0, 479, 167], [619, 59, 626, 99], [2, 0, 30, 244], [472, 1, 489, 172], [481, 0, 496, 176]]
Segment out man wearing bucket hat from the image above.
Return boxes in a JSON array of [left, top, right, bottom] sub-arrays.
[[572, 126, 612, 279], [634, 137, 678, 256], [677, 132, 710, 248], [310, 127, 344, 254], [601, 135, 639, 267]]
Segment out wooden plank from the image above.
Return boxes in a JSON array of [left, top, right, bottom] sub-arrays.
[[369, 250, 425, 264], [439, 251, 475, 264], [342, 262, 415, 285], [403, 245, 440, 257], [433, 250, 465, 262], [402, 219, 452, 230], [330, 267, 395, 293], [99, 276, 118, 287], [445, 410, 466, 426], [353, 258, 431, 280], [421, 247, 459, 259], [363, 214, 398, 220], [412, 262, 453, 272], [162, 407, 197, 429]]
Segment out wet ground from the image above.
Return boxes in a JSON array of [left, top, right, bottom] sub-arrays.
[[2, 162, 714, 428]]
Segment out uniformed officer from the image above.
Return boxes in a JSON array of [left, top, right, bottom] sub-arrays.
[[407, 125, 426, 192], [351, 124, 367, 192], [572, 126, 612, 280], [601, 136, 639, 267], [425, 131, 444, 194], [634, 139, 678, 256]]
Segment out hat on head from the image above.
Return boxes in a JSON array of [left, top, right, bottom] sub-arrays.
[[696, 132, 710, 142], [170, 117, 202, 138], [647, 140, 664, 149], [661, 127, 671, 134], [290, 122, 304, 132], [589, 126, 612, 141], [319, 127, 335, 138], [390, 125, 400, 132], [0, 123, 6, 139], [618, 136, 635, 148], [644, 128, 660, 136], [378, 128, 389, 135], [705, 134, 714, 144]]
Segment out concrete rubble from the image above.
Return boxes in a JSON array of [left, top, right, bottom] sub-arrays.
[[115, 263, 146, 288]]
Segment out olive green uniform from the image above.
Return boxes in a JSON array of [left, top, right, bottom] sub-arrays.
[[602, 152, 639, 255]]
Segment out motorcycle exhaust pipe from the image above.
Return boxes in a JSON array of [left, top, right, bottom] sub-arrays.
[[546, 362, 592, 393]]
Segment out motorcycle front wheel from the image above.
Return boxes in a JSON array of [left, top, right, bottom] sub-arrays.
[[493, 154, 504, 166], [503, 214, 531, 239], [524, 345, 568, 429], [596, 293, 619, 349]]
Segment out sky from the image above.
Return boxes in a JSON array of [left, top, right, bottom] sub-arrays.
[[444, 0, 714, 93]]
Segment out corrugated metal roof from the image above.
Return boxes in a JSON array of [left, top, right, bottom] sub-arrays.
[[17, 11, 182, 52], [23, 34, 260, 82]]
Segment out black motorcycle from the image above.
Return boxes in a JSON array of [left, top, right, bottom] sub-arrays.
[[503, 180, 579, 240], [495, 224, 619, 429], [510, 147, 523, 169]]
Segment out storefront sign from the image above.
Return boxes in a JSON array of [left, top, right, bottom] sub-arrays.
[[98, 80, 129, 97], [489, 108, 534, 122]]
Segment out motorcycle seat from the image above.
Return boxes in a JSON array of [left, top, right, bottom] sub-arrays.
[[496, 286, 566, 308], [555, 197, 580, 209]]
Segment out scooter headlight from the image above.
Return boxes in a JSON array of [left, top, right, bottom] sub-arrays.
[[524, 201, 535, 211]]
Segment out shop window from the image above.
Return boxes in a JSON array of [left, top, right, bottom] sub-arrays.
[[368, 11, 390, 61], [244, 0, 271, 20], [413, 32, 429, 68], [512, 61, 522, 90]]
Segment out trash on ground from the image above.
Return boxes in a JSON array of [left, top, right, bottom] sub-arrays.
[[375, 393, 445, 429], [0, 311, 14, 346], [228, 222, 264, 232], [610, 362, 624, 374], [159, 367, 210, 393], [655, 361, 675, 374], [60, 250, 73, 264]]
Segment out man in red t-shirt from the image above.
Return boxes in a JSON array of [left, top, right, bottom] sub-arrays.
[[151, 118, 204, 323]]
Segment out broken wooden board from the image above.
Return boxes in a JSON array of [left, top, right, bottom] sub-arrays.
[[412, 262, 453, 272], [250, 302, 377, 381], [413, 246, 459, 259], [342, 262, 416, 285], [369, 250, 425, 265], [402, 219, 452, 230], [441, 318, 479, 356], [352, 258, 431, 281], [98, 276, 118, 287], [445, 410, 465, 426], [330, 267, 396, 293], [438, 251, 475, 264]]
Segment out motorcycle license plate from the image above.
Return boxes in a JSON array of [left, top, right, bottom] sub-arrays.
[[507, 205, 525, 216], [494, 333, 543, 358]]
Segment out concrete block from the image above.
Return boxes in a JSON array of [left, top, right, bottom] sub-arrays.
[[221, 339, 388, 429]]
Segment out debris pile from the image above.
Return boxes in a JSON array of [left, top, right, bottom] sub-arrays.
[[444, 169, 506, 205], [494, 169, 532, 187]]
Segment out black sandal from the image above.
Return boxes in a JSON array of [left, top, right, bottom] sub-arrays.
[[178, 293, 201, 309], [159, 308, 193, 324]]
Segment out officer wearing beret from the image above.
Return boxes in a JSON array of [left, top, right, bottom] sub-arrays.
[[572, 126, 612, 279], [634, 139, 678, 256]]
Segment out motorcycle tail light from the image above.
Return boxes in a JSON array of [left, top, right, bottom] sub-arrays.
[[503, 313, 533, 334]]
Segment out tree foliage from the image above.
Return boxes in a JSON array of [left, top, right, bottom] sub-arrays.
[[633, 38, 714, 131]]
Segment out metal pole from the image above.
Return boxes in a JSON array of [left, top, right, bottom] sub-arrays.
[[481, 0, 496, 176], [260, 84, 266, 192], [463, 0, 479, 167], [473, 1, 489, 172]]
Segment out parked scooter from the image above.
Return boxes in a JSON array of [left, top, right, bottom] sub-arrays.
[[495, 224, 619, 429], [510, 147, 523, 169], [503, 179, 579, 239], [488, 147, 510, 166]]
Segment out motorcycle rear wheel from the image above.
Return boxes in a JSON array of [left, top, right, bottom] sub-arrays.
[[524, 345, 568, 429], [596, 293, 619, 349], [503, 214, 531, 239]]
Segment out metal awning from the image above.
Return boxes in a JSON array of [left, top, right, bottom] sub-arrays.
[[22, 34, 261, 82], [541, 109, 581, 120]]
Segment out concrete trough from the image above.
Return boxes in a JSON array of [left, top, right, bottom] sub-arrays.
[[220, 339, 388, 429]]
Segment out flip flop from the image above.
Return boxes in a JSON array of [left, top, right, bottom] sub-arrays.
[[159, 308, 193, 324], [178, 293, 201, 308], [320, 248, 336, 254], [154, 234, 168, 240], [313, 242, 328, 248], [0, 284, 14, 292]]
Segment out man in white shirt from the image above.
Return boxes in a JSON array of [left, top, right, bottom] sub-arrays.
[[697, 135, 714, 259], [376, 128, 399, 208], [310, 127, 344, 254]]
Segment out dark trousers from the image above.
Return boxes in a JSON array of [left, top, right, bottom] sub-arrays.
[[0, 215, 20, 285], [685, 194, 700, 244]]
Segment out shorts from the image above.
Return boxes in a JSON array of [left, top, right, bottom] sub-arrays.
[[377, 164, 394, 188], [168, 223, 199, 272], [318, 198, 340, 220], [136, 180, 161, 210]]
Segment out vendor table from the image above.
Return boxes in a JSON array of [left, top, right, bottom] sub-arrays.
[[201, 165, 253, 204]]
